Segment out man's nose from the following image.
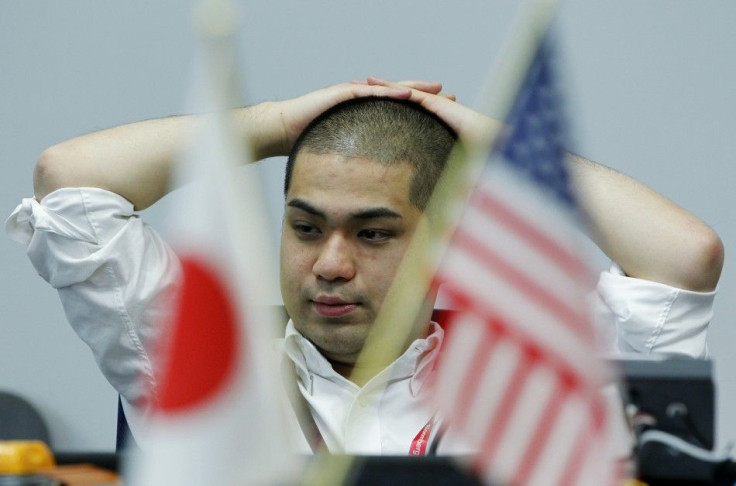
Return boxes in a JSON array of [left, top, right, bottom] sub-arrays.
[[312, 234, 356, 282]]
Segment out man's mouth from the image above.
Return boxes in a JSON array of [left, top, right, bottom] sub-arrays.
[[311, 296, 359, 318]]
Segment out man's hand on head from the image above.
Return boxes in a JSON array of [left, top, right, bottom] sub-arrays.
[[273, 83, 412, 155], [364, 76, 498, 148]]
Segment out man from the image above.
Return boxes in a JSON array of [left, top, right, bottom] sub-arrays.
[[7, 78, 723, 454]]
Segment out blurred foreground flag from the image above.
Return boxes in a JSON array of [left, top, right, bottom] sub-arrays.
[[434, 37, 618, 486], [128, 4, 298, 485]]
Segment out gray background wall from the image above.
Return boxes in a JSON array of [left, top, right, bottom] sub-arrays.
[[1, 0, 734, 452]]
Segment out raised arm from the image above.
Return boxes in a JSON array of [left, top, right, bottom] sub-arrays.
[[33, 82, 418, 210], [365, 77, 724, 293], [566, 153, 723, 292]]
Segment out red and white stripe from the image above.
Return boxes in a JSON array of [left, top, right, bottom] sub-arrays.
[[435, 165, 615, 486]]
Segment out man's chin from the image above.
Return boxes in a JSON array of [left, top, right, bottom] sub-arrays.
[[296, 320, 370, 356]]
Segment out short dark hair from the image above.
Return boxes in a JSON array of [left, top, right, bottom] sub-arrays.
[[285, 97, 457, 209]]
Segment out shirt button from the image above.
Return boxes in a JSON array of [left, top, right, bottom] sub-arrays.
[[358, 395, 370, 407]]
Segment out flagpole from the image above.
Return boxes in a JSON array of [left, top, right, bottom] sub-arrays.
[[192, 0, 311, 476], [193, 0, 284, 340], [352, 0, 561, 389]]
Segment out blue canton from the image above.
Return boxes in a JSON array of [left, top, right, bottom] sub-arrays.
[[499, 40, 575, 208]]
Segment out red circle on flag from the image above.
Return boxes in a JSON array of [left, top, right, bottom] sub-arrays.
[[156, 257, 241, 412]]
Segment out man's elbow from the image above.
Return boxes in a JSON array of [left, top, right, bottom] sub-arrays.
[[680, 226, 724, 292], [33, 144, 75, 201]]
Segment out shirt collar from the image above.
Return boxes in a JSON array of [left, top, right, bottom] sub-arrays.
[[282, 320, 444, 396], [283, 320, 336, 382], [401, 322, 444, 396]]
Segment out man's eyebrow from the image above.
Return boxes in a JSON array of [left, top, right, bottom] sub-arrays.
[[287, 199, 326, 218], [351, 208, 402, 220], [286, 199, 402, 220]]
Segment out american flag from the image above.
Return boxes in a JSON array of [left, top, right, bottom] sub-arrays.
[[434, 39, 617, 486]]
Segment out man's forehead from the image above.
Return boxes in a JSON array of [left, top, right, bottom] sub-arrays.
[[289, 152, 414, 190], [293, 150, 415, 172], [286, 152, 419, 218]]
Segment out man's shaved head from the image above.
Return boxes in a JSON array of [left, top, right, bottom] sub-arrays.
[[285, 97, 457, 209]]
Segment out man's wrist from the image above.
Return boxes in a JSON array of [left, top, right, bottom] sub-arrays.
[[236, 101, 290, 161]]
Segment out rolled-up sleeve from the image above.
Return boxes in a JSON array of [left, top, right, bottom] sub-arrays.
[[592, 264, 715, 358], [6, 188, 181, 406]]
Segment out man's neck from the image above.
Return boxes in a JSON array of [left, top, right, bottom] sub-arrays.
[[327, 323, 434, 387]]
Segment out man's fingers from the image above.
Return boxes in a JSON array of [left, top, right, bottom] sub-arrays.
[[367, 76, 441, 93], [366, 76, 456, 100], [363, 85, 413, 99], [366, 75, 393, 87], [398, 80, 443, 94], [338, 82, 411, 99]]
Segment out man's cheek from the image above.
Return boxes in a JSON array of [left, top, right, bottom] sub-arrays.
[[287, 252, 312, 276]]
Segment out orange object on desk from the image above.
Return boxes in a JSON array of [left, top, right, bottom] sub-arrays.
[[0, 441, 121, 485], [0, 440, 55, 474], [37, 463, 122, 485]]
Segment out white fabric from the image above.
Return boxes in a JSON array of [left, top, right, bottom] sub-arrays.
[[280, 319, 469, 454], [591, 264, 714, 359], [6, 187, 717, 453], [6, 188, 181, 410]]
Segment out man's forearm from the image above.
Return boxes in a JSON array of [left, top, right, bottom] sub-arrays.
[[31, 81, 419, 210], [33, 103, 282, 210], [567, 153, 723, 292]]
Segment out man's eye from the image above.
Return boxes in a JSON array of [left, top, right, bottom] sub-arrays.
[[358, 229, 391, 242], [293, 223, 321, 238]]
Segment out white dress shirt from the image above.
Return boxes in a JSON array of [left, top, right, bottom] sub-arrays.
[[6, 188, 718, 453]]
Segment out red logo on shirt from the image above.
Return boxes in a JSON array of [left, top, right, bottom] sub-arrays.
[[410, 420, 433, 456]]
